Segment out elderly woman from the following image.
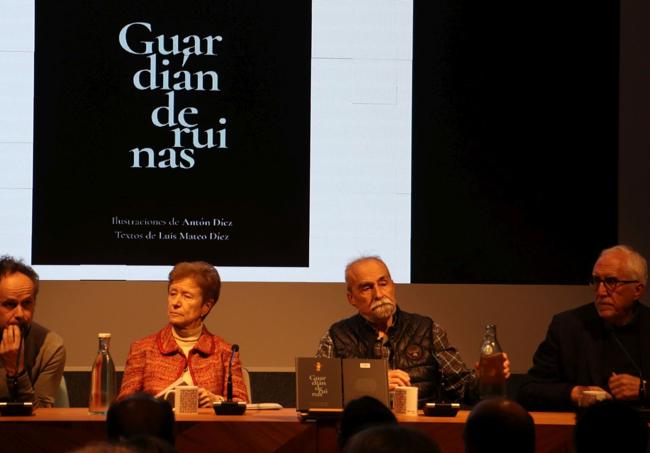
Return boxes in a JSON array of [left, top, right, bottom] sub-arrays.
[[118, 261, 248, 406]]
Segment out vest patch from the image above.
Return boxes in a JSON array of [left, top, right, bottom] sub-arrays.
[[406, 345, 423, 360]]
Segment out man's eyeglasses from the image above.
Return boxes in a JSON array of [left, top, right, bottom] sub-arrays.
[[589, 276, 639, 292]]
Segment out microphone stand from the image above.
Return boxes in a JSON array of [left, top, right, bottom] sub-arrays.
[[423, 367, 460, 416], [214, 344, 246, 415], [610, 329, 648, 408]]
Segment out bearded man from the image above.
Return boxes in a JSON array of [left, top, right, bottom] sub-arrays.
[[316, 256, 509, 405]]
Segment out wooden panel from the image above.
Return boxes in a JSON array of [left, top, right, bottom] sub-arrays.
[[0, 408, 577, 453]]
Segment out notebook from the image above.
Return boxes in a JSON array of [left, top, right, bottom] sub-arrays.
[[295, 357, 390, 418], [342, 358, 389, 406]]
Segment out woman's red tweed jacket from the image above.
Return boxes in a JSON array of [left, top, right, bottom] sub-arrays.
[[118, 324, 248, 402]]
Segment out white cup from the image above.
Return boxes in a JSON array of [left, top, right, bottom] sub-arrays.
[[579, 390, 607, 407], [164, 386, 199, 414], [393, 386, 418, 415]]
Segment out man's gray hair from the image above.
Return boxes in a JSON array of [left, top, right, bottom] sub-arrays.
[[344, 256, 389, 291], [599, 245, 648, 286], [0, 255, 40, 297]]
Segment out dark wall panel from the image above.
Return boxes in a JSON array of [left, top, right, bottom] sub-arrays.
[[412, 0, 619, 283]]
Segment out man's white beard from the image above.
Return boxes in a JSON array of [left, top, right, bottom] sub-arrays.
[[370, 298, 396, 322]]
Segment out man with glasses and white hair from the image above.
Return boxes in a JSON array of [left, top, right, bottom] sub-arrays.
[[517, 245, 649, 410]]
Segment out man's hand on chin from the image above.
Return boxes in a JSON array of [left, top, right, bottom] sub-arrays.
[[0, 325, 24, 375]]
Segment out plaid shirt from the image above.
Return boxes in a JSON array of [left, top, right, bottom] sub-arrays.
[[317, 315, 476, 402]]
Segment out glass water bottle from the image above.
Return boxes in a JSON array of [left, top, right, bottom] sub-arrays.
[[478, 324, 506, 399], [88, 333, 117, 414]]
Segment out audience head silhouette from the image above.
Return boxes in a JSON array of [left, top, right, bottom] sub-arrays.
[[107, 393, 175, 446], [72, 436, 177, 453], [574, 400, 648, 453], [343, 424, 440, 453], [338, 396, 397, 449], [464, 397, 535, 453], [70, 442, 136, 453]]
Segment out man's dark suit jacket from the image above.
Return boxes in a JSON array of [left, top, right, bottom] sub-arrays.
[[517, 302, 650, 411]]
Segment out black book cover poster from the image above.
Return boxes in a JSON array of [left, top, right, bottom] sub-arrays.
[[33, 0, 311, 266]]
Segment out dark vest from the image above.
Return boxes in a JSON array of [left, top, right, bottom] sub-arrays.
[[23, 322, 50, 381], [329, 308, 439, 404]]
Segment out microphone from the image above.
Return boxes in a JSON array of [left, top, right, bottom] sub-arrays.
[[214, 343, 246, 415], [422, 367, 460, 416], [227, 344, 239, 401], [606, 326, 643, 376], [607, 327, 647, 402]]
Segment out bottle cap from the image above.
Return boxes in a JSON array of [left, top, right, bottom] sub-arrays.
[[98, 333, 111, 338]]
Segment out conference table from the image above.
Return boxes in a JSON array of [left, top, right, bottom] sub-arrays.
[[0, 408, 575, 452]]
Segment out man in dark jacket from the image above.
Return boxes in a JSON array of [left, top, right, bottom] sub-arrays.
[[518, 245, 649, 411], [317, 256, 509, 405]]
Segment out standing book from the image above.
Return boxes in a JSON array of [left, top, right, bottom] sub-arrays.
[[295, 357, 343, 414]]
